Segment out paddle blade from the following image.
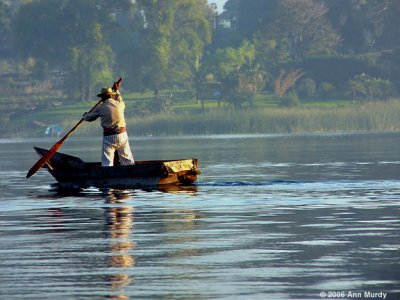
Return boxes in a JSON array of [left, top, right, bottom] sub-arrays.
[[26, 142, 63, 178]]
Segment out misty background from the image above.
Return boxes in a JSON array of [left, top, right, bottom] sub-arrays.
[[0, 0, 400, 137]]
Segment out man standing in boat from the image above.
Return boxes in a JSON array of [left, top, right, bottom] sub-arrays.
[[83, 86, 135, 166]]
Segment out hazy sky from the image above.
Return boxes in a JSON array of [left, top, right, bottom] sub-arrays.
[[207, 0, 227, 12]]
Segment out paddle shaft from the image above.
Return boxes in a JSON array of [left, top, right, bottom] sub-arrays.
[[58, 96, 106, 142], [26, 78, 122, 178], [26, 100, 103, 178]]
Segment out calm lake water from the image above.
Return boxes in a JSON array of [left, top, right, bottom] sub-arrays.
[[0, 133, 399, 300]]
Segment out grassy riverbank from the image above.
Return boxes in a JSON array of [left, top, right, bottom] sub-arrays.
[[3, 98, 400, 138], [73, 99, 400, 137]]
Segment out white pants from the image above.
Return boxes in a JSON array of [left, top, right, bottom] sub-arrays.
[[102, 132, 135, 166]]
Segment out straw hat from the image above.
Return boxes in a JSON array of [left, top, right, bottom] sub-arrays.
[[97, 87, 116, 98]]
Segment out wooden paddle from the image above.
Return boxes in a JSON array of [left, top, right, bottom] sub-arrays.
[[26, 78, 122, 178]]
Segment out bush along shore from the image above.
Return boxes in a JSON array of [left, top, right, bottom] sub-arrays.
[[3, 99, 400, 138]]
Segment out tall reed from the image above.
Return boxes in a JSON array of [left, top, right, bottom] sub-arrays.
[[126, 99, 400, 135], [19, 98, 400, 138]]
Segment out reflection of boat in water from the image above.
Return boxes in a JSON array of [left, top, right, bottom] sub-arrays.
[[105, 193, 135, 298], [103, 190, 200, 298], [33, 147, 200, 189], [34, 188, 200, 298]]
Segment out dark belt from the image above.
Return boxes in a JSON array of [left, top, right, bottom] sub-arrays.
[[103, 127, 126, 136]]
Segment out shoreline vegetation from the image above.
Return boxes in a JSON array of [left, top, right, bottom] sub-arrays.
[[127, 100, 400, 136], [3, 1, 400, 140], [4, 98, 400, 138]]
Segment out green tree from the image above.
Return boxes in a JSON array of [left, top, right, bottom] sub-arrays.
[[0, 1, 12, 48], [222, 0, 280, 40], [347, 73, 396, 101], [269, 0, 340, 62], [132, 0, 211, 91], [252, 35, 290, 79], [203, 40, 265, 108], [168, 0, 212, 88], [222, 0, 340, 62], [377, 0, 400, 49], [324, 0, 400, 52], [12, 0, 129, 100], [69, 23, 113, 101], [135, 0, 174, 90]]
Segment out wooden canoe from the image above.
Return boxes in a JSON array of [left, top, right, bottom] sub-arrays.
[[33, 147, 200, 189]]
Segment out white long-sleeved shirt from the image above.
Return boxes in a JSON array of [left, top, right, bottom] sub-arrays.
[[83, 96, 126, 130]]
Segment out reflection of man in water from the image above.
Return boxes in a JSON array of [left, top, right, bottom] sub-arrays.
[[105, 192, 135, 297]]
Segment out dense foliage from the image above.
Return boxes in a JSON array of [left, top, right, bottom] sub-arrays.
[[0, 0, 400, 107]]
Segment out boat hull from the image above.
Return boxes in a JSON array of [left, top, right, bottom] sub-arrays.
[[34, 147, 200, 189]]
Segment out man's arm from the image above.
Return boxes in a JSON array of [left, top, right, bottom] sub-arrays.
[[82, 107, 100, 122], [115, 90, 123, 102]]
